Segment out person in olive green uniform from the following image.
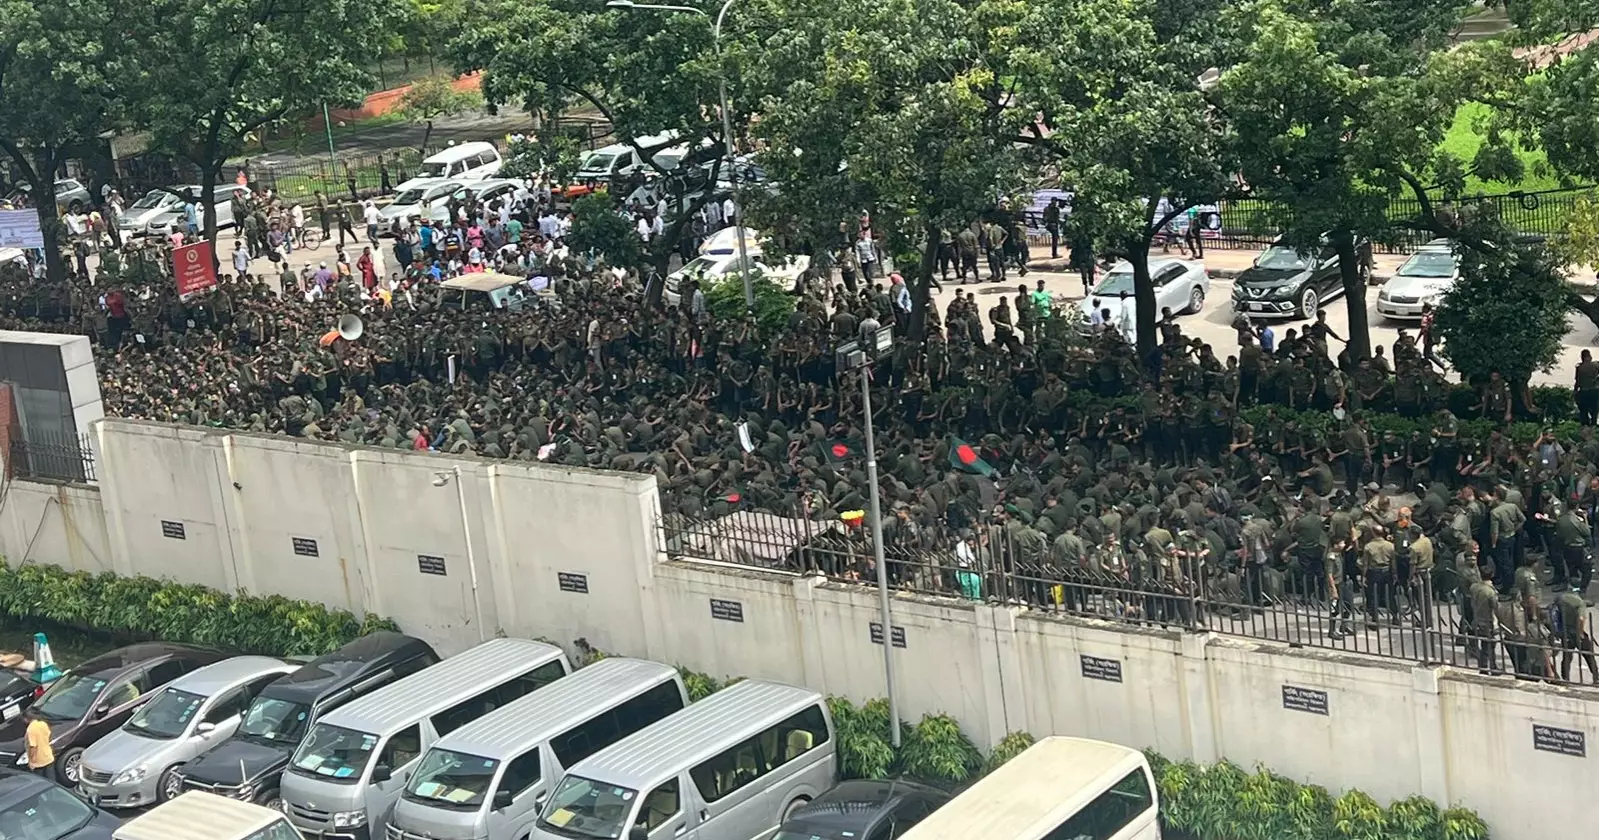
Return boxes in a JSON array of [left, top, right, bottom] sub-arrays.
[[1466, 566, 1499, 672], [1359, 526, 1396, 624], [1554, 504, 1592, 591], [1554, 584, 1598, 682], [1576, 349, 1599, 426], [1289, 505, 1329, 605], [1488, 488, 1524, 590]]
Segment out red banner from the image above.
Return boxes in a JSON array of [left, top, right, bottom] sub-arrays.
[[172, 241, 217, 296]]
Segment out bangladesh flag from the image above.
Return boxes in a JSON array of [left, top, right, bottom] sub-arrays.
[[950, 437, 996, 477], [824, 439, 860, 465]]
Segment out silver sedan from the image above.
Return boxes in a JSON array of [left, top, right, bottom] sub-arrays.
[[1077, 257, 1211, 337]]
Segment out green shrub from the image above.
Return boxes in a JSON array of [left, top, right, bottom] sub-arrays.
[[704, 274, 796, 339], [897, 713, 983, 783], [983, 731, 1036, 774], [0, 561, 399, 656], [828, 696, 896, 780], [678, 667, 723, 702]]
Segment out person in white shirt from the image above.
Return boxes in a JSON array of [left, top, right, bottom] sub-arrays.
[[635, 214, 652, 242], [362, 201, 381, 245], [720, 196, 736, 226], [289, 203, 306, 246]]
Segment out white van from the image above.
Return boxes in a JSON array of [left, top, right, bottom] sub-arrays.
[[573, 134, 680, 184], [405, 142, 503, 189], [529, 679, 835, 840], [116, 791, 306, 840]]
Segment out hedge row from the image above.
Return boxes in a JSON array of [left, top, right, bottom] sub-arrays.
[[0, 561, 400, 656], [678, 670, 1490, 840]]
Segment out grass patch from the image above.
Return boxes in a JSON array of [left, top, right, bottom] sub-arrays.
[[1438, 101, 1563, 194]]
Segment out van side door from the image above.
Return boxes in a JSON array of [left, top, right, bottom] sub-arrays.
[[487, 745, 547, 840], [366, 724, 424, 834], [637, 776, 692, 840]]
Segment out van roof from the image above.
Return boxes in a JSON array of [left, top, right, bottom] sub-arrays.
[[431, 658, 680, 759], [316, 639, 565, 736], [424, 141, 499, 164], [261, 632, 435, 706], [898, 737, 1146, 840], [115, 791, 285, 840], [565, 679, 821, 790], [169, 656, 295, 695]]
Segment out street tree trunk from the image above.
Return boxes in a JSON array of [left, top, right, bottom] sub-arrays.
[[908, 225, 941, 342], [1128, 239, 1158, 360], [1332, 231, 1370, 360], [32, 189, 64, 284], [200, 165, 221, 247]]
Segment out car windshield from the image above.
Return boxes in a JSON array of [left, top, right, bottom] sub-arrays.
[[420, 162, 451, 178], [0, 784, 94, 840], [404, 748, 500, 809], [131, 192, 168, 210], [125, 688, 205, 739], [1254, 246, 1312, 271], [581, 153, 617, 173], [537, 775, 638, 840], [31, 674, 107, 722], [1398, 251, 1457, 278], [1092, 269, 1135, 295], [239, 696, 311, 744], [653, 153, 683, 171], [289, 723, 378, 782], [394, 188, 428, 205]]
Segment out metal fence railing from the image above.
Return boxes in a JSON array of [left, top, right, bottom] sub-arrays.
[[661, 510, 1599, 686], [8, 430, 96, 483]]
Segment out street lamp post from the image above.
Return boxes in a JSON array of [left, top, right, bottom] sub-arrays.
[[434, 467, 487, 642], [838, 319, 900, 748], [606, 0, 754, 312]]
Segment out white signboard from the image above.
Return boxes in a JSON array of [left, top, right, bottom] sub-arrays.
[[0, 210, 44, 249]]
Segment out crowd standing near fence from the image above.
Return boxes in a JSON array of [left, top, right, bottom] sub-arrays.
[[0, 171, 1595, 686]]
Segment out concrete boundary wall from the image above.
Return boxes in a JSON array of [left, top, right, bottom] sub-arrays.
[[0, 419, 1590, 839]]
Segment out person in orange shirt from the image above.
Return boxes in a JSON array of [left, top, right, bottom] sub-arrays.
[[25, 716, 53, 780]]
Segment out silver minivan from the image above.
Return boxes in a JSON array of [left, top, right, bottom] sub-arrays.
[[529, 680, 835, 840], [281, 639, 571, 840], [116, 790, 306, 840], [79, 656, 297, 810], [387, 658, 687, 840]]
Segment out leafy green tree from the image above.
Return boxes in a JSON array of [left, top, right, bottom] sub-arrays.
[[1433, 214, 1568, 389], [997, 0, 1239, 356], [126, 0, 404, 242], [396, 76, 483, 152], [0, 0, 126, 282], [743, 0, 1030, 338], [565, 193, 642, 268], [704, 274, 793, 338], [450, 0, 731, 291], [1216, 0, 1470, 360]]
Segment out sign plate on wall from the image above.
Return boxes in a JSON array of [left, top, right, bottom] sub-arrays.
[[417, 555, 447, 576], [558, 572, 589, 594], [291, 537, 319, 557], [869, 622, 907, 648], [1080, 655, 1123, 683], [1533, 725, 1586, 757], [710, 599, 745, 623], [1281, 685, 1329, 715], [160, 520, 186, 540]]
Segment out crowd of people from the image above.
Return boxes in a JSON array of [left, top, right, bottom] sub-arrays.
[[3, 166, 1597, 685]]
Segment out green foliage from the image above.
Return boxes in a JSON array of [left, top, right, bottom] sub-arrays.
[[897, 713, 983, 783], [498, 134, 585, 184], [827, 696, 897, 781], [396, 76, 483, 149], [1434, 232, 1569, 384], [572, 637, 611, 667], [983, 731, 1036, 774], [677, 667, 723, 702], [704, 275, 795, 339], [566, 194, 643, 268], [0, 561, 399, 656]]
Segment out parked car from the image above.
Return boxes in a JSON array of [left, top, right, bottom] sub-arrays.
[[0, 667, 43, 726], [397, 142, 503, 192], [179, 632, 438, 811], [574, 133, 682, 184], [116, 190, 186, 238], [773, 779, 951, 840], [115, 789, 307, 840], [78, 656, 297, 810], [0, 770, 119, 840], [426, 179, 530, 225], [1376, 239, 1459, 321], [380, 179, 460, 234], [1230, 237, 1371, 319], [663, 250, 811, 307], [145, 185, 249, 237], [0, 644, 227, 786], [1076, 257, 1210, 333], [9, 179, 93, 214]]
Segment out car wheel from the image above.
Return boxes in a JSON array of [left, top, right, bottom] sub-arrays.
[[1297, 287, 1319, 320], [57, 748, 84, 786], [1186, 286, 1205, 314], [782, 797, 811, 822], [255, 787, 283, 813], [158, 765, 185, 803]]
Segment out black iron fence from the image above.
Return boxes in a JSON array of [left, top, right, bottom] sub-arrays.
[[113, 147, 448, 204], [661, 510, 1599, 687], [8, 430, 96, 483]]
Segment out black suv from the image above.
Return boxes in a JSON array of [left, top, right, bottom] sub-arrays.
[[1231, 237, 1373, 319], [0, 643, 226, 785], [0, 769, 119, 840], [179, 632, 438, 810]]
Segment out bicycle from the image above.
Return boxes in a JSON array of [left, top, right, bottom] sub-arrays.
[[300, 227, 324, 249]]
